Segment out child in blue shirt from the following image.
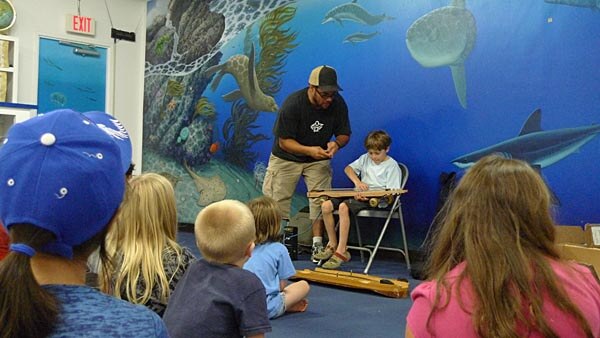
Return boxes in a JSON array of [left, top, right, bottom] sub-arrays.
[[244, 196, 310, 319], [314, 130, 402, 269]]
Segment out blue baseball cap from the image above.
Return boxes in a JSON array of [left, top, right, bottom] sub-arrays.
[[0, 109, 125, 259], [83, 111, 132, 174]]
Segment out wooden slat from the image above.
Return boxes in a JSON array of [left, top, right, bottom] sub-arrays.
[[291, 268, 409, 298]]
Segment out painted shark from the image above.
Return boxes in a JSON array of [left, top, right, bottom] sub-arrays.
[[544, 0, 600, 9], [204, 44, 278, 113], [322, 0, 394, 26], [452, 109, 600, 168]]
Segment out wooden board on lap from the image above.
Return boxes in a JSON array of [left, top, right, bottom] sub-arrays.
[[291, 267, 409, 298], [306, 188, 406, 199], [307, 188, 407, 207]]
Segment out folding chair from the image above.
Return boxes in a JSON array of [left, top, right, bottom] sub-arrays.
[[346, 163, 411, 274]]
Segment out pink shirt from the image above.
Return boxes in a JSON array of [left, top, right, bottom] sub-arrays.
[[0, 224, 9, 260], [407, 261, 600, 337]]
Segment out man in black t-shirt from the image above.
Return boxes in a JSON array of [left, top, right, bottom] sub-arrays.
[[263, 65, 351, 263]]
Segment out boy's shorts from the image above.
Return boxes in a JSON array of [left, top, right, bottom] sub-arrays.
[[330, 198, 371, 215], [272, 292, 286, 319]]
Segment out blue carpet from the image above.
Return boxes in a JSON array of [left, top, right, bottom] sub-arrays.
[[178, 232, 420, 338]]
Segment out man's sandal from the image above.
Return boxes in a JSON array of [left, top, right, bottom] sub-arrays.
[[313, 245, 335, 261], [322, 251, 351, 270]]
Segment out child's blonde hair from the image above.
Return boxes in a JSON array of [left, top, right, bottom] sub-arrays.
[[247, 196, 283, 244], [195, 200, 255, 264], [101, 173, 185, 304]]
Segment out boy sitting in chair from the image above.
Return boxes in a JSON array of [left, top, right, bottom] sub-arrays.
[[314, 130, 402, 269]]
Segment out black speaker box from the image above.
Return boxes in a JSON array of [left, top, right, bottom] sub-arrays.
[[283, 226, 298, 260]]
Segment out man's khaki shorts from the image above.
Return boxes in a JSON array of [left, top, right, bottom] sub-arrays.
[[262, 154, 331, 220]]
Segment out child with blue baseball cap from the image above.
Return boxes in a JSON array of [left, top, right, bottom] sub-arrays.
[[0, 109, 167, 337]]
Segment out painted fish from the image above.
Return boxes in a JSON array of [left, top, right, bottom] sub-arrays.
[[343, 31, 380, 44], [322, 0, 394, 26]]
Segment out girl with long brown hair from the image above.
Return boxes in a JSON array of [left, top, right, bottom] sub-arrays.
[[406, 155, 600, 338]]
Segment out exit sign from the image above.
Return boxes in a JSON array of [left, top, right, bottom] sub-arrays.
[[66, 14, 96, 36]]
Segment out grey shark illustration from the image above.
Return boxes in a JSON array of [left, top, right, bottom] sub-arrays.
[[322, 0, 394, 26], [204, 44, 278, 113], [343, 31, 380, 44], [452, 109, 600, 168], [544, 0, 600, 9], [406, 0, 476, 109]]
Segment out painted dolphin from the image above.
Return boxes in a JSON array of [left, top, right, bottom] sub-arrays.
[[322, 0, 394, 26], [406, 0, 476, 109], [204, 44, 278, 113], [343, 31, 380, 44], [452, 109, 600, 168], [544, 0, 600, 9]]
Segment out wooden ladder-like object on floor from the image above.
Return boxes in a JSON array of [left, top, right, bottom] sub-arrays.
[[291, 268, 409, 298]]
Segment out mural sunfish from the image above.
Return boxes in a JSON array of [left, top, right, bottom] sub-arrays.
[[452, 109, 600, 168], [343, 31, 380, 44], [204, 44, 278, 113], [406, 0, 476, 109], [322, 0, 395, 26], [544, 0, 600, 9]]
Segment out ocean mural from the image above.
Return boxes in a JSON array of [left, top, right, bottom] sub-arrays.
[[37, 37, 107, 113], [143, 0, 600, 245]]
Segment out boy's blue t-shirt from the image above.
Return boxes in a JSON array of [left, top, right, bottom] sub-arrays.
[[244, 241, 297, 318], [44, 284, 168, 337]]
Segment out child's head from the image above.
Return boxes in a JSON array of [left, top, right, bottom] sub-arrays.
[[434, 154, 556, 267], [365, 130, 392, 164], [364, 130, 392, 151], [115, 173, 178, 246], [195, 199, 255, 264], [247, 196, 283, 244], [104, 172, 180, 303], [0, 109, 125, 259]]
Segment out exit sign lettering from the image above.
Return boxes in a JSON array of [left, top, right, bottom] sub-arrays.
[[66, 15, 96, 36]]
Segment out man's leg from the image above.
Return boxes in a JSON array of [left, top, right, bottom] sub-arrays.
[[303, 160, 332, 262], [312, 199, 337, 261], [262, 154, 302, 220]]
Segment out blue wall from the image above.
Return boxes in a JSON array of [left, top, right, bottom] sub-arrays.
[[144, 0, 600, 236]]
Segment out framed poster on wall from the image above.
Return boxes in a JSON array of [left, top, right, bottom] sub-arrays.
[[37, 37, 107, 114]]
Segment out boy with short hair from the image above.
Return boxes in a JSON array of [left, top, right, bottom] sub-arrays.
[[313, 130, 402, 269], [163, 200, 272, 338]]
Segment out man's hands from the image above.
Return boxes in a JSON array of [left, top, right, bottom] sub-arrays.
[[306, 141, 340, 160], [308, 146, 331, 160], [279, 137, 347, 160]]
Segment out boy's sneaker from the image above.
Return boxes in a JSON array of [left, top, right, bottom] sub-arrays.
[[311, 243, 324, 264]]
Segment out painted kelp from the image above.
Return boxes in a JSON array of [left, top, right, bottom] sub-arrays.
[[222, 5, 298, 168]]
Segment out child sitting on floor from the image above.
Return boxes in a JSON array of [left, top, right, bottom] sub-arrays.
[[100, 173, 196, 317], [244, 196, 310, 319], [163, 200, 271, 338], [313, 130, 402, 269]]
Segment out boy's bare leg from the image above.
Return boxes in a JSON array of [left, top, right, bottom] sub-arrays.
[[284, 280, 310, 313], [337, 202, 351, 254]]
